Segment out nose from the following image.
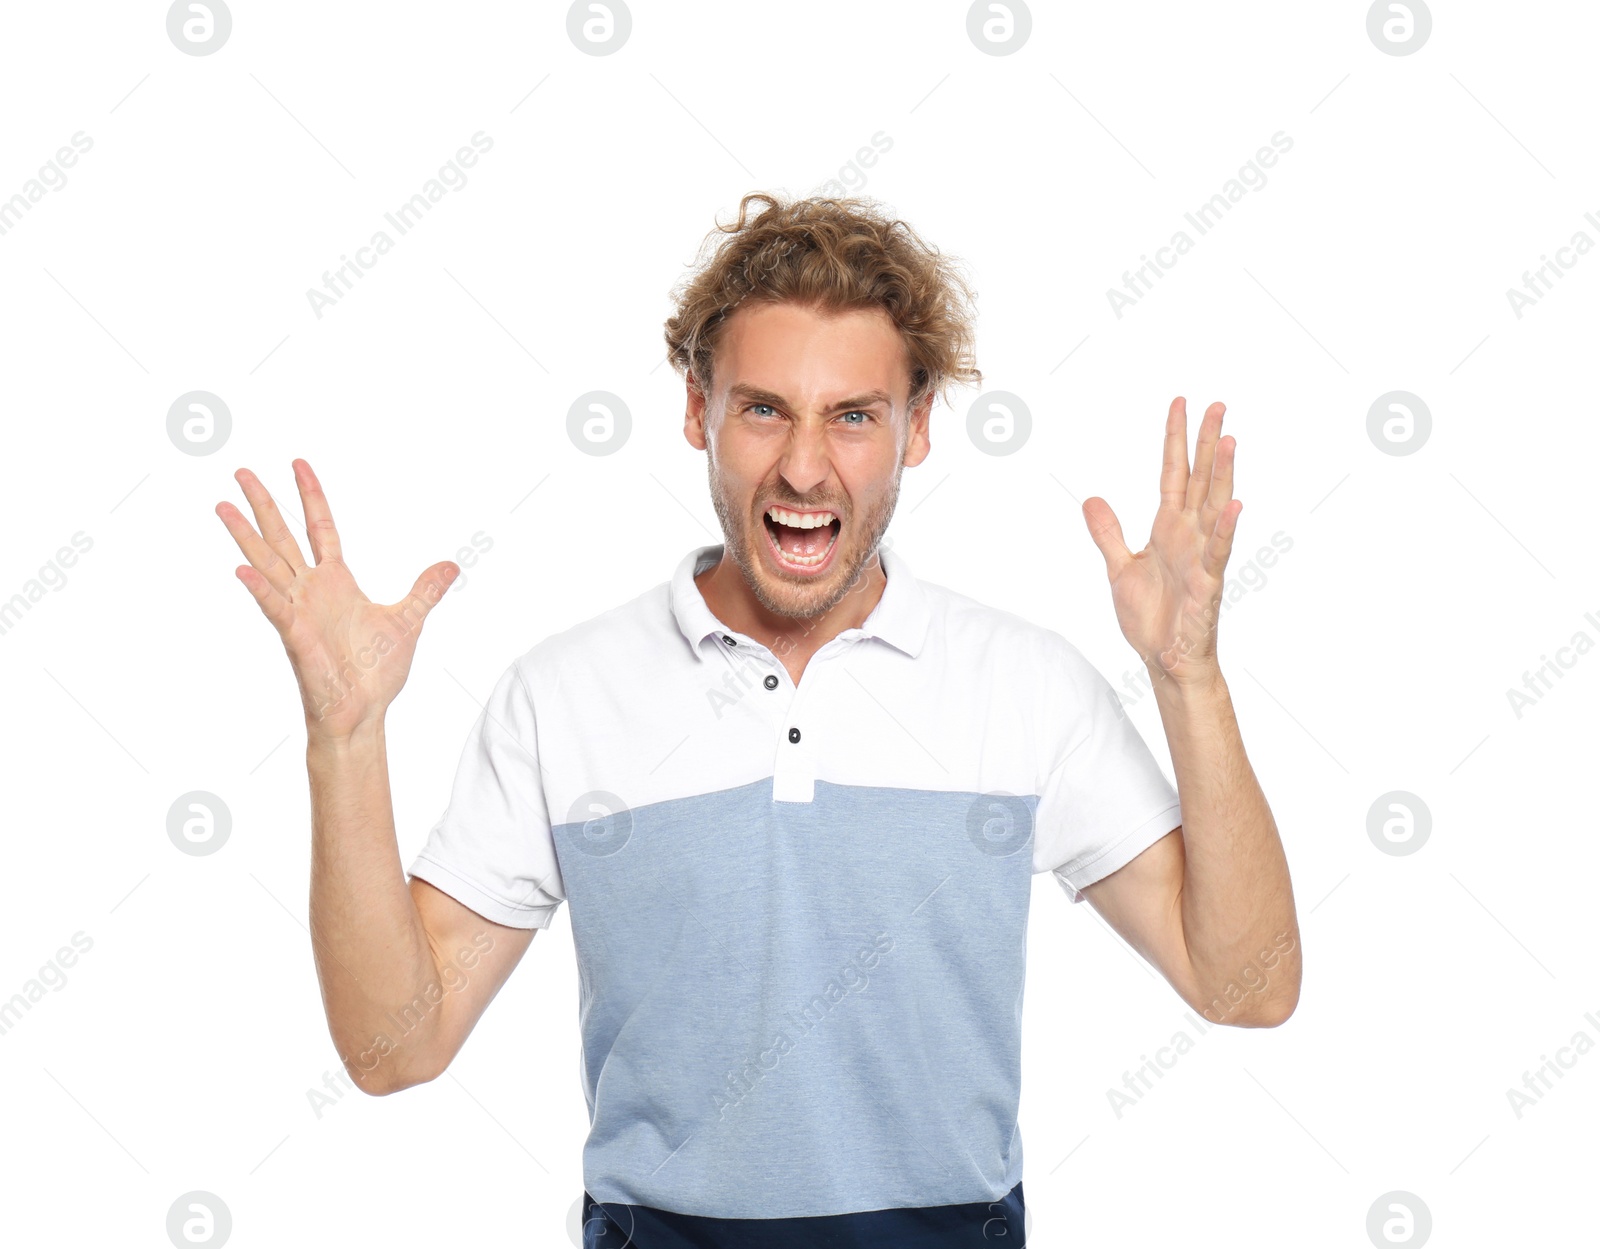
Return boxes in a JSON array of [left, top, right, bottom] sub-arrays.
[[775, 417, 832, 501]]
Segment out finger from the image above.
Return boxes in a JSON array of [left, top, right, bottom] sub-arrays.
[[235, 467, 309, 573], [390, 561, 461, 631], [234, 563, 294, 633], [216, 500, 295, 594], [1082, 498, 1135, 582], [1159, 397, 1189, 512], [1186, 401, 1227, 512], [293, 458, 343, 565], [1203, 433, 1236, 519], [1202, 499, 1242, 578]]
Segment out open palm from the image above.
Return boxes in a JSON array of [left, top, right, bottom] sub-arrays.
[[1082, 397, 1241, 688], [215, 459, 459, 741]]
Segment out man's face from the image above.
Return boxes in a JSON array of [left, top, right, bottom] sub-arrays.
[[684, 300, 932, 621]]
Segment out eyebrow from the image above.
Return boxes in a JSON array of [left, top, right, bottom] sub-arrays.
[[726, 383, 894, 413]]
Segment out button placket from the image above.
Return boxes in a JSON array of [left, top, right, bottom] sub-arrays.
[[708, 631, 787, 729], [770, 636, 857, 804]]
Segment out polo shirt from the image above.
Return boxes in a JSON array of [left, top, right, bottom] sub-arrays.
[[406, 540, 1182, 1242]]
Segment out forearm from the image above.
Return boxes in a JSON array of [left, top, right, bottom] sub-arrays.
[[1151, 667, 1300, 1025], [306, 719, 447, 1092]]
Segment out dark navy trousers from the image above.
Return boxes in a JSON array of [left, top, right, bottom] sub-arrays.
[[581, 1181, 1026, 1248]]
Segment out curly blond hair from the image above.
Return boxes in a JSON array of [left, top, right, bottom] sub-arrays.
[[663, 191, 982, 414]]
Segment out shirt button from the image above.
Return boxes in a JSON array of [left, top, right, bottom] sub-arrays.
[[764, 674, 779, 690], [788, 727, 801, 743], [722, 634, 737, 646]]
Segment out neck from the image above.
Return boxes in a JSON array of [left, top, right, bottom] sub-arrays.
[[694, 546, 888, 661]]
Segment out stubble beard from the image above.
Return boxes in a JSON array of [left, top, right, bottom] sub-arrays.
[[705, 443, 902, 624]]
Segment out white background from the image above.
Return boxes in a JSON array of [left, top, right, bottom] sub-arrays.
[[1, 1, 1595, 1245]]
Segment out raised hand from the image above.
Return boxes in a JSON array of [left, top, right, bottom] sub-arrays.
[[1081, 397, 1241, 689], [215, 459, 459, 743]]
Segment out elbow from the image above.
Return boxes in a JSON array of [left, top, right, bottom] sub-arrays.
[[1255, 958, 1304, 1027], [328, 1000, 460, 1095], [1185, 973, 1301, 1028], [1249, 995, 1298, 1028], [338, 1043, 444, 1098], [352, 1066, 435, 1097], [1240, 977, 1301, 1028], [1183, 932, 1302, 1027], [1192, 995, 1297, 1029]]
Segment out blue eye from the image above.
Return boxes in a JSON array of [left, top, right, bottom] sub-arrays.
[[744, 403, 872, 424]]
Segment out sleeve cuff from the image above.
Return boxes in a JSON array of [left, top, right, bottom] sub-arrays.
[[1053, 802, 1183, 905], [407, 853, 561, 930]]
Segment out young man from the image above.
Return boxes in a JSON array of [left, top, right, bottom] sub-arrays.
[[216, 193, 1299, 1247]]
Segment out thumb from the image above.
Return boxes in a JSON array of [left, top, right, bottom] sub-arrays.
[[396, 560, 460, 626], [1082, 498, 1133, 582]]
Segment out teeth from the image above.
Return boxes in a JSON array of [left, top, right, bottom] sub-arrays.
[[766, 506, 837, 529], [764, 507, 840, 567], [771, 540, 832, 566]]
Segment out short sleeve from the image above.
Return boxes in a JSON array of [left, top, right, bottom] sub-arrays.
[[407, 659, 566, 929], [1031, 639, 1183, 904]]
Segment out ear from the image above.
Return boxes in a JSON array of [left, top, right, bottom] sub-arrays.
[[902, 389, 934, 468], [684, 370, 709, 450]]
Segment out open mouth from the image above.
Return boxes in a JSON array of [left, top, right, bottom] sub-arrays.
[[761, 505, 842, 571]]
